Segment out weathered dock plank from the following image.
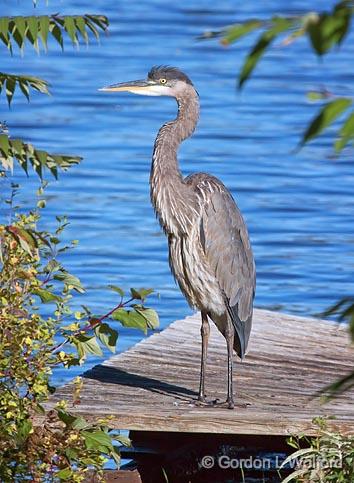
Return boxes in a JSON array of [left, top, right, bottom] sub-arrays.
[[49, 309, 354, 436]]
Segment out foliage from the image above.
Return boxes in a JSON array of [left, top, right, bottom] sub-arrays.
[[0, 14, 109, 54], [1, 6, 108, 178], [282, 418, 354, 482], [0, 72, 49, 106], [0, 13, 108, 107], [201, 0, 354, 153], [0, 181, 159, 481], [0, 133, 81, 178], [316, 298, 354, 398], [0, 3, 158, 481]]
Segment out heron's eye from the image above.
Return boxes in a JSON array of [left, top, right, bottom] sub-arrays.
[[159, 78, 167, 85]]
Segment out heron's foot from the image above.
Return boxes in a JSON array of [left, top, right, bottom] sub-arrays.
[[197, 398, 235, 409], [195, 395, 235, 409], [195, 396, 219, 407], [227, 397, 235, 410]]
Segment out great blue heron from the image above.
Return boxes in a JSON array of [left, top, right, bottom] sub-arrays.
[[100, 66, 256, 409]]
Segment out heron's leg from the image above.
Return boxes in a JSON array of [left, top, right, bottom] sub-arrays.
[[225, 320, 235, 409], [198, 312, 210, 402]]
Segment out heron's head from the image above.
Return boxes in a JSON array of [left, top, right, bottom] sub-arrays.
[[100, 66, 195, 99]]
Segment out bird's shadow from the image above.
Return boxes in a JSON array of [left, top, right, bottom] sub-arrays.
[[83, 364, 198, 400]]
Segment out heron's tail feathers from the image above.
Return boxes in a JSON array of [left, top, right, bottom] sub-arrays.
[[226, 303, 252, 360]]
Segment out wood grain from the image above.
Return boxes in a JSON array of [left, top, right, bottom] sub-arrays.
[[47, 309, 354, 436]]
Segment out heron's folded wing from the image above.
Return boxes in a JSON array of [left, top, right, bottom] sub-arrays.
[[200, 188, 255, 355]]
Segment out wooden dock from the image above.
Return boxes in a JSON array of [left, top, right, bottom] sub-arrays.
[[50, 309, 354, 437]]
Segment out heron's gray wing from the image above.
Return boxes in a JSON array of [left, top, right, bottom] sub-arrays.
[[198, 182, 255, 357]]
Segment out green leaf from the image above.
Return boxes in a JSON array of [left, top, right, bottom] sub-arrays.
[[78, 336, 103, 356], [301, 98, 352, 146], [54, 270, 85, 293], [111, 308, 148, 334], [38, 16, 50, 50], [0, 17, 10, 51], [83, 18, 100, 41], [95, 322, 118, 353], [16, 419, 33, 444], [35, 149, 48, 167], [307, 4, 351, 56], [112, 433, 131, 447], [239, 17, 294, 88], [108, 284, 124, 297], [134, 307, 159, 330], [111, 446, 121, 466], [0, 134, 10, 157], [26, 16, 39, 51], [82, 430, 113, 453], [306, 90, 331, 101], [56, 468, 72, 480], [65, 447, 79, 461], [0, 72, 49, 106], [33, 288, 61, 303], [57, 409, 77, 427], [18, 80, 30, 101], [130, 287, 154, 301], [64, 16, 78, 45], [74, 16, 89, 44], [86, 14, 109, 31], [72, 416, 91, 430], [13, 17, 26, 50], [334, 111, 354, 152], [75, 335, 103, 357], [50, 23, 64, 49], [6, 76, 16, 106], [221, 20, 263, 45]]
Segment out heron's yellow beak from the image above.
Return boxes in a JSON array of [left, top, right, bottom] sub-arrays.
[[99, 79, 172, 97], [99, 79, 153, 93]]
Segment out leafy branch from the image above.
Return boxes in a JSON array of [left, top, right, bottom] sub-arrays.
[[2, 213, 159, 372], [53, 287, 158, 361], [0, 14, 109, 54], [200, 1, 354, 152], [300, 98, 353, 150], [0, 3, 137, 480], [0, 14, 108, 106], [283, 417, 354, 482], [0, 134, 81, 179], [0, 72, 49, 106], [0, 193, 159, 480]]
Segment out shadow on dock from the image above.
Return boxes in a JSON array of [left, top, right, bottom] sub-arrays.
[[84, 365, 198, 399]]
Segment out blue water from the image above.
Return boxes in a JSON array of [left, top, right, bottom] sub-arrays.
[[2, 0, 353, 384]]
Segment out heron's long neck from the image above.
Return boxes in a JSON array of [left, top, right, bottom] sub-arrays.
[[150, 88, 200, 235]]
